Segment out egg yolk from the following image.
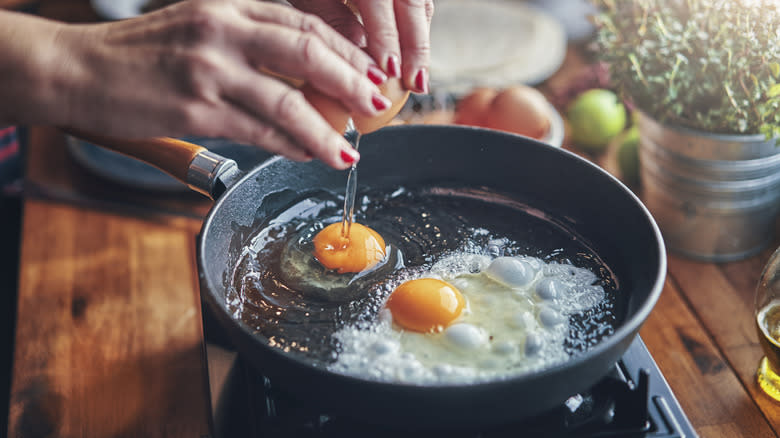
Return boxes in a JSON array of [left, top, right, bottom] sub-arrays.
[[385, 278, 465, 333], [312, 222, 386, 274]]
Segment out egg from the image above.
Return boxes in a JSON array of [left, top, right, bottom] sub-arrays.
[[536, 277, 567, 301], [329, 250, 608, 384], [452, 85, 552, 140], [385, 278, 465, 332], [484, 256, 538, 288], [303, 77, 410, 135], [353, 78, 410, 133], [302, 83, 351, 133], [444, 323, 489, 350], [453, 87, 499, 126], [539, 305, 566, 328], [483, 85, 551, 140], [312, 222, 386, 274]]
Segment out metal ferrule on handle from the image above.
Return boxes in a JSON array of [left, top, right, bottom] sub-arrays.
[[63, 129, 241, 200], [187, 150, 239, 199]]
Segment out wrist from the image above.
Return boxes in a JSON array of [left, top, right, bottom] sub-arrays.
[[0, 11, 87, 127]]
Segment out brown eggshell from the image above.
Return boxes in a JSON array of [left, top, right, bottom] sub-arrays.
[[260, 69, 350, 133], [302, 78, 409, 135], [483, 85, 551, 139], [352, 77, 410, 134], [453, 87, 499, 127], [301, 83, 351, 133]]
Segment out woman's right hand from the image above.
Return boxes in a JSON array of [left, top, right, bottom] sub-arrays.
[[3, 0, 395, 168]]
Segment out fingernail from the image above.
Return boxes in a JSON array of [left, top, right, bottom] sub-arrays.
[[414, 68, 428, 94], [340, 148, 359, 164], [372, 93, 391, 111], [386, 54, 401, 78], [367, 64, 387, 85]]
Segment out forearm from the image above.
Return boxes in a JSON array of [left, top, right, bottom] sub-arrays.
[[0, 10, 74, 127], [0, 0, 396, 169]]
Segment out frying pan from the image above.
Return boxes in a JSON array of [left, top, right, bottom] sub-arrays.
[[73, 125, 666, 427]]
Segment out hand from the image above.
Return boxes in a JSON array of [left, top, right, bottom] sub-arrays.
[[2, 0, 396, 169], [290, 0, 435, 94]]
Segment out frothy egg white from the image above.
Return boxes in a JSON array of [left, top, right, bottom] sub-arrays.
[[328, 252, 606, 384]]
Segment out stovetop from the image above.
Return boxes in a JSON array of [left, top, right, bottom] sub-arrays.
[[205, 336, 697, 438]]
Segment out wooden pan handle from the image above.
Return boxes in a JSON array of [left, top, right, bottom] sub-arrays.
[[64, 128, 206, 183], [64, 84, 349, 181], [63, 73, 405, 184]]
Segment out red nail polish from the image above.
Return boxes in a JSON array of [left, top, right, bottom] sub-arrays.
[[386, 55, 401, 78], [367, 64, 387, 85], [372, 93, 390, 111], [415, 68, 428, 94], [340, 149, 358, 164]]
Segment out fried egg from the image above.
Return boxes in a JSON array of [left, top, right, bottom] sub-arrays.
[[278, 220, 395, 302], [312, 222, 386, 274], [329, 253, 606, 384], [385, 278, 465, 333]]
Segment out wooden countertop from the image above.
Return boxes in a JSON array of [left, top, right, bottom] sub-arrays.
[[9, 133, 780, 438], [6, 1, 780, 437]]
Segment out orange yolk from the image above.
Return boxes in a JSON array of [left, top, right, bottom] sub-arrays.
[[385, 278, 465, 333], [312, 222, 386, 274]]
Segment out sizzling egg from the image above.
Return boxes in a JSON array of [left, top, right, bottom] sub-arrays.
[[329, 252, 607, 384], [385, 278, 465, 333], [312, 222, 387, 274]]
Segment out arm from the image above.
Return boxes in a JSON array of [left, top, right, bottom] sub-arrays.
[[0, 1, 394, 169]]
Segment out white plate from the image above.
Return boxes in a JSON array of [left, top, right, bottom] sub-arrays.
[[91, 0, 146, 20], [429, 0, 567, 94], [543, 101, 565, 148]]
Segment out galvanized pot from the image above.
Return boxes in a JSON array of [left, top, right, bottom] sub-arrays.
[[638, 112, 780, 262]]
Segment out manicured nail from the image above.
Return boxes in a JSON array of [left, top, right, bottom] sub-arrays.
[[386, 54, 401, 78], [414, 68, 428, 94], [340, 148, 359, 164], [367, 64, 387, 85], [372, 93, 391, 111]]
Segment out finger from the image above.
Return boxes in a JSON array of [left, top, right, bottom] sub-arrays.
[[353, 0, 402, 78], [220, 68, 359, 169], [213, 107, 314, 163], [240, 1, 372, 74], [286, 0, 366, 47], [395, 0, 433, 93], [236, 20, 390, 117]]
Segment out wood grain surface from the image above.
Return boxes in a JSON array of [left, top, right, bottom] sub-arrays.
[[11, 132, 780, 438], [6, 1, 780, 436], [8, 201, 209, 438], [641, 262, 778, 437]]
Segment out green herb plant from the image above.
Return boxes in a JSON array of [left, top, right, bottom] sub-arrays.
[[593, 0, 780, 138]]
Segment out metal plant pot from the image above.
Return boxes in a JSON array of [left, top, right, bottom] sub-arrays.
[[638, 112, 780, 262]]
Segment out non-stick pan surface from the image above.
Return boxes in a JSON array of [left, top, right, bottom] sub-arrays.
[[196, 125, 666, 427]]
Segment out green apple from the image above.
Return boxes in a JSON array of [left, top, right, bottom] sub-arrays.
[[617, 125, 640, 186], [568, 89, 627, 153]]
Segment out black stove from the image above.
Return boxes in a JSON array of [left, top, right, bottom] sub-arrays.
[[205, 336, 696, 437]]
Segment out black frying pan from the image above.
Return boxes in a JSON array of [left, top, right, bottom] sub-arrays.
[[75, 125, 666, 427]]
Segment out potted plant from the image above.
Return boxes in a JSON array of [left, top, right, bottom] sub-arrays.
[[592, 0, 780, 262]]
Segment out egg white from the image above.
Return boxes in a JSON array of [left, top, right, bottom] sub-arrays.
[[329, 251, 606, 384]]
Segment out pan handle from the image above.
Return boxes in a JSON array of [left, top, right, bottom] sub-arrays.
[[64, 128, 240, 200], [63, 83, 403, 199]]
